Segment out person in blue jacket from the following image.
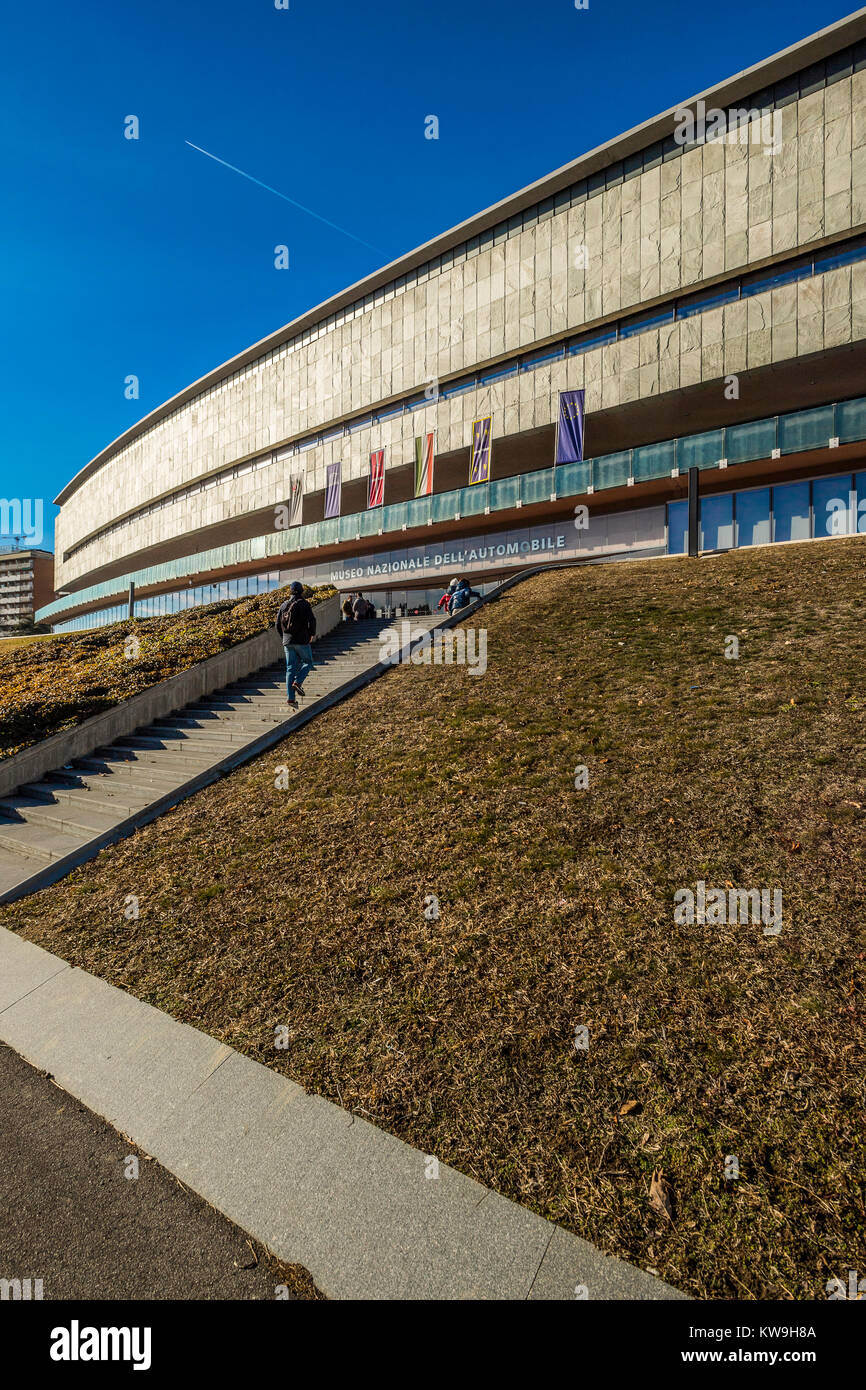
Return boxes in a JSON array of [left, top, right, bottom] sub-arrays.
[[448, 578, 479, 614]]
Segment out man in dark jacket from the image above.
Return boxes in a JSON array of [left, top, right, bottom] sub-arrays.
[[275, 581, 317, 708]]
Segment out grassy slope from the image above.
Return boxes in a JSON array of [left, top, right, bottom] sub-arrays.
[[0, 635, 57, 652], [0, 585, 335, 760], [3, 538, 865, 1298]]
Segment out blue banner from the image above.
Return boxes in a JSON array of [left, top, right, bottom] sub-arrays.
[[556, 389, 585, 464]]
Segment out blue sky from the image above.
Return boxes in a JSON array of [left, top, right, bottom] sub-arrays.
[[0, 0, 856, 546]]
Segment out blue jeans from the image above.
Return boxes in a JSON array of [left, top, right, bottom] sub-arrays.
[[284, 643, 314, 698]]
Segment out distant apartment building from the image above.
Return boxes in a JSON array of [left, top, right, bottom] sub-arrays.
[[0, 549, 55, 634]]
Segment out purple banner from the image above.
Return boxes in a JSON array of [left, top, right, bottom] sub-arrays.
[[325, 461, 342, 519], [469, 416, 492, 485], [555, 389, 585, 464]]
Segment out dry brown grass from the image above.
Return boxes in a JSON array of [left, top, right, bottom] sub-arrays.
[[4, 537, 865, 1299]]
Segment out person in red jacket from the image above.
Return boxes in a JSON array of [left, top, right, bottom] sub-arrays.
[[437, 578, 459, 611]]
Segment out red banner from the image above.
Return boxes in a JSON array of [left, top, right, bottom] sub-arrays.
[[368, 449, 385, 508]]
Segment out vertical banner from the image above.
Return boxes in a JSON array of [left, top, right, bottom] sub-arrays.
[[368, 449, 385, 508], [288, 473, 304, 527], [469, 415, 492, 485], [414, 432, 434, 497], [555, 388, 585, 464], [325, 461, 342, 519]]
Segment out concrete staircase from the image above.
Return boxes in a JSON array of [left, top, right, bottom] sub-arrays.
[[0, 615, 440, 903]]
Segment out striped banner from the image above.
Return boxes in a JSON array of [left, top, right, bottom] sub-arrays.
[[325, 461, 342, 519], [288, 473, 304, 527], [414, 432, 434, 497], [469, 415, 492, 485], [368, 449, 385, 508]]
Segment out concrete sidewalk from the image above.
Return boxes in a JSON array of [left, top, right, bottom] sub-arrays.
[[0, 926, 687, 1301]]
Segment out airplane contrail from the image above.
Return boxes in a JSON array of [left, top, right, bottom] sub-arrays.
[[184, 140, 383, 254]]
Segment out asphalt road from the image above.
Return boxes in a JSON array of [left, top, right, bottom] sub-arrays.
[[0, 1042, 322, 1300]]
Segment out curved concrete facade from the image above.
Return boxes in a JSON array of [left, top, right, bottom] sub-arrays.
[[47, 11, 866, 625]]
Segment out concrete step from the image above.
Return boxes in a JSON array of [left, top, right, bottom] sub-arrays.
[[267, 650, 389, 665], [222, 673, 365, 693], [216, 687, 286, 699], [95, 746, 219, 770], [0, 817, 84, 864], [20, 779, 165, 817], [138, 723, 276, 747], [188, 694, 281, 706], [111, 733, 237, 756], [216, 688, 349, 707], [135, 725, 252, 747], [226, 679, 367, 703], [208, 694, 345, 715], [121, 730, 234, 749], [70, 759, 192, 787], [0, 795, 122, 840], [164, 713, 288, 732], [189, 702, 290, 717], [0, 849, 37, 894], [230, 664, 373, 687], [310, 643, 393, 654], [151, 712, 282, 729]]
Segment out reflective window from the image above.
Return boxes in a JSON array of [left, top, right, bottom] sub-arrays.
[[620, 307, 674, 339], [568, 327, 616, 355], [742, 261, 811, 297], [735, 488, 771, 547], [677, 285, 739, 319], [700, 494, 734, 551], [633, 441, 674, 480], [480, 363, 518, 384], [667, 500, 688, 555], [812, 474, 853, 539], [815, 244, 866, 273], [519, 346, 564, 371], [678, 430, 724, 471], [779, 406, 833, 455], [726, 417, 777, 464], [837, 398, 866, 443], [772, 481, 810, 543], [594, 452, 631, 490]]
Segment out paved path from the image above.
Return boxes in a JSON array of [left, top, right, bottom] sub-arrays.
[[0, 927, 686, 1301], [0, 1042, 321, 1300]]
